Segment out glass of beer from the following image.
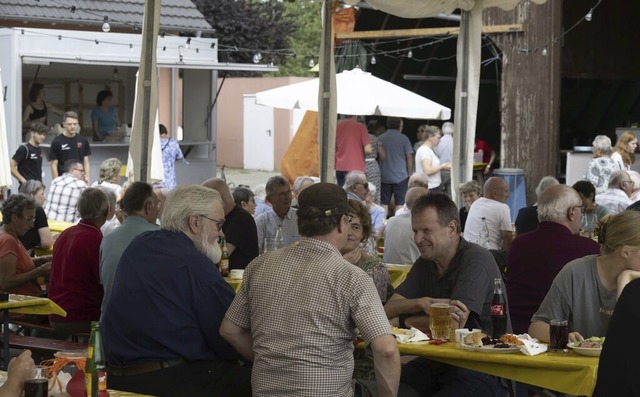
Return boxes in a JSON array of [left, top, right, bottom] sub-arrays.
[[549, 319, 569, 352], [429, 299, 452, 340], [24, 365, 48, 397], [263, 238, 280, 254]]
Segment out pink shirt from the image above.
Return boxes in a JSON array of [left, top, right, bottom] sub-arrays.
[[0, 233, 41, 297], [335, 118, 370, 172]]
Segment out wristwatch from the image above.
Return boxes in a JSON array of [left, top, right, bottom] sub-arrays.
[[398, 313, 409, 329]]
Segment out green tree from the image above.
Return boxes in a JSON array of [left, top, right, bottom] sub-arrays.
[[275, 1, 323, 77]]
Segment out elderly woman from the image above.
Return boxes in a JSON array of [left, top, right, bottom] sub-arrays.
[[291, 176, 314, 208], [92, 157, 123, 201], [341, 199, 393, 304], [458, 180, 482, 232], [529, 210, 640, 343], [233, 187, 256, 216], [611, 131, 637, 171], [415, 126, 451, 193], [0, 195, 51, 296], [514, 176, 559, 235], [18, 180, 54, 253], [584, 135, 620, 195]]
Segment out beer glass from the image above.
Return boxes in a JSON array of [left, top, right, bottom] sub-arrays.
[[24, 365, 48, 397], [429, 299, 451, 340], [263, 238, 280, 254]]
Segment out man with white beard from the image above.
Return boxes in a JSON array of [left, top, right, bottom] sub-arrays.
[[102, 185, 251, 397]]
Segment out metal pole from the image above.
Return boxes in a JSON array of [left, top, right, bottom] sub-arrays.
[[319, 0, 333, 182], [458, 10, 470, 188]]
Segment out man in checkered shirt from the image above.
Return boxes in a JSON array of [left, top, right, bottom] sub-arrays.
[[221, 182, 403, 397], [44, 159, 87, 222]]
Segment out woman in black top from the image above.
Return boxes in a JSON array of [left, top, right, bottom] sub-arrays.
[[18, 180, 54, 254]]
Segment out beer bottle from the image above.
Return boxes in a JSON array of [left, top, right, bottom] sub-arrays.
[[219, 237, 229, 277], [479, 217, 491, 249], [490, 278, 507, 339], [85, 321, 109, 397]]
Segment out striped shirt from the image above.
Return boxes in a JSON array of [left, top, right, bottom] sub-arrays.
[[255, 207, 300, 250], [225, 238, 392, 397]]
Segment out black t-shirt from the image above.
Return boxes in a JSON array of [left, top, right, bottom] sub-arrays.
[[49, 134, 91, 176], [18, 207, 48, 253], [223, 206, 259, 270], [12, 143, 43, 182]]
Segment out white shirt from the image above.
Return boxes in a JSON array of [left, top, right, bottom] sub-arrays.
[[435, 134, 453, 164], [415, 145, 441, 189], [464, 197, 512, 250], [595, 188, 632, 215], [610, 152, 629, 171]]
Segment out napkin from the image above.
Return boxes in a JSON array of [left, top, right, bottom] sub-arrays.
[[517, 333, 548, 356], [393, 327, 430, 343]]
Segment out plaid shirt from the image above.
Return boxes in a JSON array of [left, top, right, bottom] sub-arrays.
[[595, 188, 632, 215], [226, 238, 392, 397], [44, 173, 86, 222]]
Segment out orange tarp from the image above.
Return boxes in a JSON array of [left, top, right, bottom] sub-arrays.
[[281, 111, 319, 184]]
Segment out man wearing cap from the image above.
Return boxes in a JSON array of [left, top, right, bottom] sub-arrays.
[[221, 182, 404, 397]]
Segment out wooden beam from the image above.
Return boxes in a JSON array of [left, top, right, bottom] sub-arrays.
[[335, 24, 524, 40]]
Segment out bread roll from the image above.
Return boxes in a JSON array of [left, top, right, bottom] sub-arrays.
[[463, 332, 487, 347]]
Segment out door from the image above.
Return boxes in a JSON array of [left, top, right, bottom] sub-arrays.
[[243, 95, 274, 171]]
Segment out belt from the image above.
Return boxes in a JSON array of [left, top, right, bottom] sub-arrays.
[[109, 358, 186, 377]]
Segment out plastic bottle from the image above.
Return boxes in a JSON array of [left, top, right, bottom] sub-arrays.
[[479, 217, 492, 249], [219, 237, 229, 277], [490, 278, 507, 339], [85, 321, 109, 397], [274, 226, 283, 248]]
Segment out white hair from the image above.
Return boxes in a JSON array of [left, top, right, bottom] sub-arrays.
[[161, 185, 222, 233], [537, 185, 580, 222], [534, 176, 560, 201], [442, 122, 454, 135]]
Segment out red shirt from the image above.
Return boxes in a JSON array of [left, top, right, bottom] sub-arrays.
[[335, 118, 370, 172], [474, 139, 493, 164], [48, 220, 103, 323], [0, 233, 42, 296]]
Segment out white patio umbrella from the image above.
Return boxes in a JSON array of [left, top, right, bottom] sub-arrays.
[[255, 67, 451, 120], [0, 69, 12, 190]]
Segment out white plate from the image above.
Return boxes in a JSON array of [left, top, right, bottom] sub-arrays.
[[567, 342, 602, 357], [461, 343, 521, 354]]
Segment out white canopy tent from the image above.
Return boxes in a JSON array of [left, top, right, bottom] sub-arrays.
[[341, 0, 548, 202], [0, 69, 11, 191]]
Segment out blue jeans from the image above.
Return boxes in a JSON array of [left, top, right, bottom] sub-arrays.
[[401, 358, 505, 397]]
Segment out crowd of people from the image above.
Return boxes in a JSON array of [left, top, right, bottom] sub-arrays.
[[2, 116, 640, 396]]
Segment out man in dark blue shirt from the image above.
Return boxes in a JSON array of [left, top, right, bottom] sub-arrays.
[[102, 185, 251, 397]]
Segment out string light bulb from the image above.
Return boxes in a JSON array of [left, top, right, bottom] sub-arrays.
[[308, 55, 315, 68], [253, 52, 261, 63], [407, 49, 413, 58], [102, 16, 110, 33], [113, 67, 119, 80], [186, 37, 191, 49], [585, 8, 593, 22], [370, 55, 377, 65], [542, 47, 548, 56]]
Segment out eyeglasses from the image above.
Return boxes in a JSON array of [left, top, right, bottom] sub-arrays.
[[72, 168, 85, 174], [347, 214, 354, 222], [199, 215, 225, 231], [20, 214, 36, 223], [354, 182, 369, 189], [570, 205, 587, 214]]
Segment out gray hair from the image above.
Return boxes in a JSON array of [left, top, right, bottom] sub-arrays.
[[537, 185, 580, 222], [252, 183, 267, 200], [161, 185, 221, 233], [18, 180, 45, 196], [1, 194, 35, 225], [367, 182, 377, 195], [609, 170, 630, 189], [265, 176, 289, 196], [95, 186, 117, 211], [77, 188, 110, 221], [293, 176, 315, 193], [442, 122, 454, 135], [592, 135, 612, 155], [97, 158, 122, 184], [459, 180, 481, 196], [343, 171, 366, 190], [535, 176, 560, 201]]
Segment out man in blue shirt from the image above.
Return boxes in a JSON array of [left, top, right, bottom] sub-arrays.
[[377, 117, 414, 214], [103, 185, 251, 397]]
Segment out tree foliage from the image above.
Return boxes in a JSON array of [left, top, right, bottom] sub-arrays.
[[276, 1, 323, 77]]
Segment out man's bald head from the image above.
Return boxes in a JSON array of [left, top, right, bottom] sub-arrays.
[[483, 177, 509, 203], [201, 178, 235, 214], [405, 187, 429, 209]]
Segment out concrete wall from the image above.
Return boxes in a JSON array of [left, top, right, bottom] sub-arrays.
[[215, 77, 311, 170]]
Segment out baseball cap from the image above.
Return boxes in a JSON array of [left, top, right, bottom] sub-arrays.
[[297, 182, 349, 217]]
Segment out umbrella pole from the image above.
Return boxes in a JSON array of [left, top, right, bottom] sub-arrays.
[[319, 0, 334, 183]]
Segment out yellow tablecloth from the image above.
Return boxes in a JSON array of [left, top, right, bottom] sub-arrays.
[[386, 264, 412, 288], [0, 295, 66, 317], [397, 341, 598, 396], [47, 219, 74, 233], [225, 278, 242, 292]]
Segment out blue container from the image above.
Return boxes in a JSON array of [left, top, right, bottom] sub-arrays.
[[493, 168, 527, 221]]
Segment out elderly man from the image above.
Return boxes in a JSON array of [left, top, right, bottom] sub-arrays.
[[343, 170, 369, 202], [44, 159, 87, 222], [335, 115, 371, 187], [48, 188, 113, 336], [255, 176, 300, 250], [464, 177, 513, 251], [595, 170, 633, 215], [102, 185, 250, 397], [383, 186, 428, 265], [202, 178, 259, 269], [384, 194, 506, 396], [506, 185, 601, 334], [220, 183, 402, 397], [99, 182, 159, 317]]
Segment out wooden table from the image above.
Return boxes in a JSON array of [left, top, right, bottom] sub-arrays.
[[0, 295, 66, 370], [397, 341, 598, 396]]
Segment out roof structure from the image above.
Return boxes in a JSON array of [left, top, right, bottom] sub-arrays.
[[0, 0, 212, 33]]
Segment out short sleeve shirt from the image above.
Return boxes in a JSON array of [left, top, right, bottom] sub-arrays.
[[377, 129, 413, 184], [0, 233, 42, 296], [335, 118, 370, 172], [223, 206, 259, 270], [18, 207, 48, 252], [464, 198, 512, 250], [49, 134, 91, 176], [12, 143, 43, 182], [415, 145, 441, 189]]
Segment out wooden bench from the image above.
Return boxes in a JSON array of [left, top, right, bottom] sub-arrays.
[[10, 319, 56, 336], [5, 334, 87, 354]]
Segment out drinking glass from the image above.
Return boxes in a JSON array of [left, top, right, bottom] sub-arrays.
[[429, 299, 452, 340], [263, 238, 280, 254], [24, 365, 48, 397], [549, 319, 569, 352]]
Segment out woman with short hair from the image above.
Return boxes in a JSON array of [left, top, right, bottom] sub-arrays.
[[18, 180, 54, 253], [584, 135, 620, 194], [415, 126, 451, 193]]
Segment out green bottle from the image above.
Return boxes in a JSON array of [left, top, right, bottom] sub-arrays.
[[85, 321, 108, 396]]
